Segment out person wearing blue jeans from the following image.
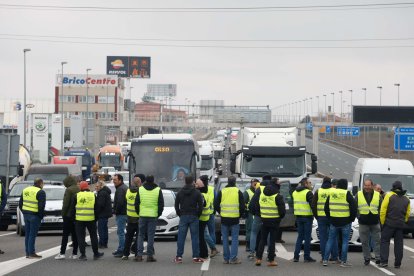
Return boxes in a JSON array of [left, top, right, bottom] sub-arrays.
[[19, 178, 46, 258], [221, 224, 240, 262], [97, 218, 109, 248], [137, 217, 157, 258], [204, 214, 217, 252], [176, 215, 200, 260], [249, 216, 262, 255], [324, 224, 351, 264]]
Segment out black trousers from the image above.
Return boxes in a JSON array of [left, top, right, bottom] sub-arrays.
[[256, 223, 279, 261], [75, 221, 99, 256], [60, 217, 78, 255], [380, 224, 404, 266], [199, 221, 208, 259], [123, 222, 138, 257]]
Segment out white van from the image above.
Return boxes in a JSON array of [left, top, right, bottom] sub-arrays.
[[352, 158, 414, 237]]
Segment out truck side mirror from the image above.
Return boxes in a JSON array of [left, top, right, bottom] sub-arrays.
[[311, 154, 317, 174], [352, 186, 359, 196]]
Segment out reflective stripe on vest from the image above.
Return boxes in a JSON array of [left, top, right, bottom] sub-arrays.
[[259, 192, 279, 218], [22, 186, 41, 213], [317, 188, 332, 216], [207, 186, 215, 215], [126, 189, 139, 218], [293, 189, 312, 216], [200, 193, 211, 222], [357, 191, 380, 215], [329, 189, 350, 217], [76, 191, 95, 221], [139, 186, 160, 217], [220, 187, 240, 218]]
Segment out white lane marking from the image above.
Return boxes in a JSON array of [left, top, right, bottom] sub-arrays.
[[0, 232, 15, 237], [370, 261, 395, 276], [275, 243, 293, 260], [390, 240, 414, 253], [320, 142, 360, 159], [200, 257, 210, 271]]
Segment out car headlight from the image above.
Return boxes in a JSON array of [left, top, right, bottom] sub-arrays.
[[167, 211, 178, 219]]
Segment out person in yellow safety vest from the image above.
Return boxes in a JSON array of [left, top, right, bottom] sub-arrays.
[[18, 178, 46, 259], [72, 181, 103, 261], [355, 179, 382, 266], [214, 176, 245, 264], [311, 176, 339, 262], [322, 179, 357, 268], [134, 175, 164, 262], [379, 181, 410, 269], [121, 174, 144, 260], [0, 179, 6, 254], [244, 178, 260, 253], [254, 177, 286, 267], [203, 176, 220, 258], [196, 176, 213, 260], [292, 177, 316, 263]]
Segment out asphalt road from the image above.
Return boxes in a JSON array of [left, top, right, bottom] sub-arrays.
[[2, 225, 414, 276]]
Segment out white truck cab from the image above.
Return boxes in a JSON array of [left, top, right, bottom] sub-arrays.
[[198, 140, 216, 181]]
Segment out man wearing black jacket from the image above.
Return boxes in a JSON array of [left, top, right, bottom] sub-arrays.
[[215, 176, 245, 264], [95, 181, 112, 249], [323, 179, 357, 268], [112, 174, 128, 257], [254, 179, 286, 267], [173, 175, 204, 264]]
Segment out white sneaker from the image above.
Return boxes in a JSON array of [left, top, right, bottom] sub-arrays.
[[55, 254, 65, 260], [69, 254, 78, 259]]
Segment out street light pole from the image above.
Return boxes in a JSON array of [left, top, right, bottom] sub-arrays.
[[330, 92, 335, 124], [316, 96, 320, 123], [348, 90, 353, 120], [23, 49, 31, 149], [394, 83, 400, 106], [339, 91, 343, 119], [85, 68, 91, 147], [377, 86, 382, 106], [362, 88, 367, 105], [60, 61, 67, 154]]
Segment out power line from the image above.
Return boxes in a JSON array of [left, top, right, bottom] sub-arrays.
[[0, 2, 414, 13], [1, 37, 414, 49], [1, 33, 414, 42]]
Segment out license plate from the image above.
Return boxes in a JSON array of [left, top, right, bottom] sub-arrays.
[[156, 226, 161, 230], [42, 217, 60, 223], [240, 219, 245, 224], [12, 215, 17, 219]]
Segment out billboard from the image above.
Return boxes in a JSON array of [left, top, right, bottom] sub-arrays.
[[147, 84, 177, 97], [51, 114, 62, 152], [107, 56, 151, 78], [32, 114, 49, 163], [56, 74, 118, 87], [353, 106, 414, 124]]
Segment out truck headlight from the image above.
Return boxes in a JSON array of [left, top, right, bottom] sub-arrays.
[[167, 212, 178, 219]]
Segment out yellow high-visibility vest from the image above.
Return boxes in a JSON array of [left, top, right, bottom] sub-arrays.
[[200, 192, 212, 222], [329, 189, 350, 217], [126, 189, 139, 218], [317, 188, 332, 217], [22, 186, 41, 213], [76, 191, 95, 221], [293, 189, 312, 216], [220, 187, 239, 218], [139, 186, 160, 217], [357, 191, 380, 215], [259, 192, 279, 218], [207, 186, 215, 215]]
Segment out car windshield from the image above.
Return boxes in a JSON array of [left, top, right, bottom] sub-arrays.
[[26, 174, 67, 182], [163, 191, 175, 207], [43, 187, 65, 200], [100, 154, 121, 167], [242, 155, 305, 177], [364, 174, 414, 195], [9, 184, 31, 197]]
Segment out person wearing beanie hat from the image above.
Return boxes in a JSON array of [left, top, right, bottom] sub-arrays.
[[379, 181, 410, 268], [71, 180, 103, 261], [322, 178, 356, 267]]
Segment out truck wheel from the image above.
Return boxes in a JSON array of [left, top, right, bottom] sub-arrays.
[[0, 224, 8, 231]]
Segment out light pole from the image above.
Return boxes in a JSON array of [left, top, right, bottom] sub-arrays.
[[60, 61, 67, 154], [23, 48, 31, 148], [309, 97, 313, 119], [339, 91, 343, 119], [323, 94, 327, 121], [85, 68, 91, 147], [362, 88, 367, 105], [316, 96, 320, 122], [377, 86, 382, 106], [348, 90, 353, 120], [394, 83, 400, 106], [330, 92, 335, 124]]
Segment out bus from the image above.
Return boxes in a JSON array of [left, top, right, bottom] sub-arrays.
[[129, 134, 200, 191], [64, 148, 95, 181], [97, 145, 124, 171]]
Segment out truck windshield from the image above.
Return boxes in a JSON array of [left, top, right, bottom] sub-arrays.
[[26, 174, 67, 182], [130, 140, 196, 190], [100, 154, 121, 167], [364, 174, 414, 195], [243, 155, 305, 177], [200, 156, 214, 170]]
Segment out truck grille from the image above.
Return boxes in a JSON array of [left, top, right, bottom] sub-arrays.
[[44, 210, 61, 216]]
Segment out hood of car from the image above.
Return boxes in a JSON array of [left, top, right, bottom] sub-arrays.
[[45, 200, 63, 211], [161, 206, 176, 217]]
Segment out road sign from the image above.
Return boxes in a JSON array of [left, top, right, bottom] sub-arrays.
[[306, 122, 313, 131], [394, 134, 414, 151], [326, 126, 331, 133], [395, 127, 414, 133], [337, 126, 360, 137]]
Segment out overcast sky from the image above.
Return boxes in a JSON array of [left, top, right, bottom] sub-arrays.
[[1, 0, 414, 115]]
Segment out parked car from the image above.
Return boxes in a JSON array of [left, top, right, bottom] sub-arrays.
[[0, 181, 32, 230], [155, 189, 179, 240], [16, 183, 66, 236]]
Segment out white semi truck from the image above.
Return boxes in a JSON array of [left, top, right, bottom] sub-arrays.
[[198, 140, 216, 181]]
